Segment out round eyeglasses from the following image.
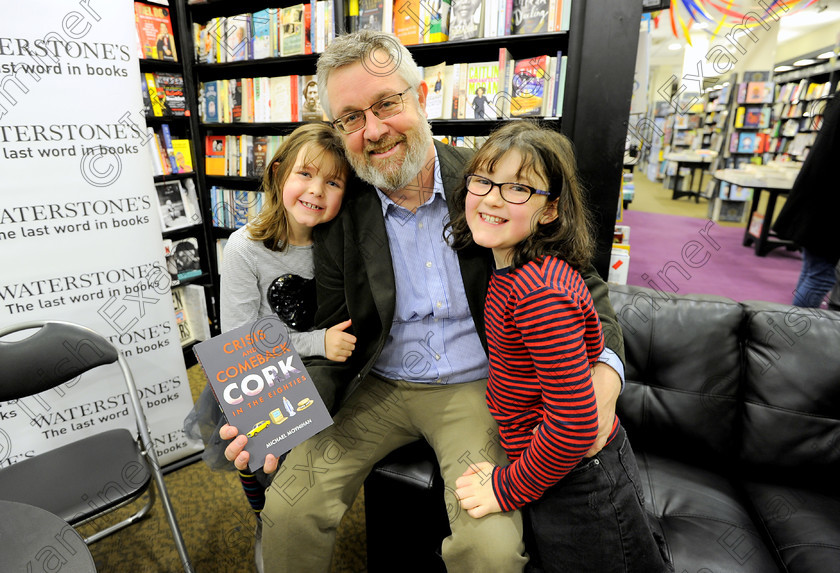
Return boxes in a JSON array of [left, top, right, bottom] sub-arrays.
[[464, 174, 551, 204], [332, 87, 413, 135]]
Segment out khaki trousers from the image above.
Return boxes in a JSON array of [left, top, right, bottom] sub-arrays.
[[259, 374, 527, 572]]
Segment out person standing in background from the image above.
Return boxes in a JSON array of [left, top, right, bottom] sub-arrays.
[[773, 94, 840, 308]]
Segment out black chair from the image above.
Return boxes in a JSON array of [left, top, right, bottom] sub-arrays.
[[0, 320, 193, 572]]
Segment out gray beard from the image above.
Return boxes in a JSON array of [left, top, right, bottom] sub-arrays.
[[347, 120, 434, 193]]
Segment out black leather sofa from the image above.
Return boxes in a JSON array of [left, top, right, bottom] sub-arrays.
[[364, 284, 840, 572]]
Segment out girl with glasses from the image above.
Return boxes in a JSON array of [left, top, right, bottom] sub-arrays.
[[447, 121, 671, 572]]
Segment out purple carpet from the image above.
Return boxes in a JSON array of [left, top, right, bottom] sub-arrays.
[[619, 210, 803, 304]]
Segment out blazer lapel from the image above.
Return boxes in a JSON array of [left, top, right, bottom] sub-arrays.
[[348, 181, 396, 330]]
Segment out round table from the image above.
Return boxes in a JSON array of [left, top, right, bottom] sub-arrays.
[[0, 500, 96, 572]]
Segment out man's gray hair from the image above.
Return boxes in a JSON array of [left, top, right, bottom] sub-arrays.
[[316, 31, 423, 121]]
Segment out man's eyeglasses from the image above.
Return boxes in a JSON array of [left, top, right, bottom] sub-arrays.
[[464, 174, 551, 205], [332, 87, 413, 134]]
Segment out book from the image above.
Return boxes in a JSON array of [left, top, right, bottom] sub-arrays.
[[745, 81, 773, 104], [159, 124, 178, 173], [510, 55, 549, 117], [466, 61, 499, 120], [205, 135, 226, 176], [145, 73, 165, 117], [394, 0, 422, 45], [299, 75, 325, 122], [171, 139, 194, 173], [737, 132, 758, 154], [156, 181, 190, 231], [134, 2, 178, 61], [511, 0, 550, 34], [202, 81, 220, 123], [171, 237, 203, 282], [281, 5, 306, 56], [423, 0, 451, 43], [449, 0, 483, 40], [269, 75, 299, 122], [192, 316, 335, 471], [252, 9, 273, 59], [156, 72, 187, 116], [424, 62, 447, 119], [358, 0, 390, 32]]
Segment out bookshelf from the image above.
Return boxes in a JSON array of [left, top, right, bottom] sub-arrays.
[[174, 0, 640, 299], [137, 0, 218, 366]]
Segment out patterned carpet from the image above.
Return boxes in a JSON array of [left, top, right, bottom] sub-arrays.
[[85, 364, 366, 572]]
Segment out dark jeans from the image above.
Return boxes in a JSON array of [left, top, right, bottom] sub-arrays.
[[524, 426, 672, 573]]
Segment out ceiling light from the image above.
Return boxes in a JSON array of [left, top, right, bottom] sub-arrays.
[[668, 43, 682, 51], [793, 59, 819, 66], [817, 51, 836, 60], [774, 65, 795, 72]]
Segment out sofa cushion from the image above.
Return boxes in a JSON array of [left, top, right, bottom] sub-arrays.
[[740, 302, 840, 484], [609, 285, 745, 466], [741, 480, 840, 573], [636, 450, 782, 573]]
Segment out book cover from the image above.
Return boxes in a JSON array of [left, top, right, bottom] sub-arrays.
[[423, 0, 451, 43], [172, 286, 192, 343], [203, 81, 219, 123], [394, 0, 421, 45], [229, 79, 243, 123], [146, 128, 165, 176], [466, 61, 499, 120], [252, 9, 273, 59], [269, 76, 295, 122], [299, 75, 325, 122], [171, 237, 203, 281], [155, 72, 187, 116], [743, 107, 762, 128], [156, 181, 190, 231], [745, 81, 773, 104], [281, 5, 306, 56], [424, 62, 447, 119], [358, 0, 386, 32], [510, 56, 549, 117], [171, 139, 193, 173], [511, 0, 549, 34], [225, 14, 251, 61], [159, 123, 178, 173], [134, 3, 178, 61], [737, 132, 758, 154], [145, 72, 165, 117], [140, 73, 153, 116], [181, 178, 203, 226], [449, 0, 483, 40], [193, 316, 334, 471], [205, 135, 227, 176]]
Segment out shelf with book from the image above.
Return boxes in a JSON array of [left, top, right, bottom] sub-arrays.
[[766, 68, 837, 164], [180, 0, 642, 280], [136, 0, 217, 365]]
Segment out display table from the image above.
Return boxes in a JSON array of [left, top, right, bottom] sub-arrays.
[[0, 500, 96, 572], [713, 166, 799, 257], [664, 151, 716, 202]]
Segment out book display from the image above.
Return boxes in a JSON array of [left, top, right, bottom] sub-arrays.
[[136, 0, 217, 364], [726, 73, 775, 169], [170, 0, 642, 321], [768, 72, 837, 163]]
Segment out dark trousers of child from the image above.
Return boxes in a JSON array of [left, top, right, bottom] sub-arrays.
[[524, 426, 673, 573]]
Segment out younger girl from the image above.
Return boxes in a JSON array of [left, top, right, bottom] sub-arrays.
[[185, 123, 356, 518], [449, 122, 671, 572]]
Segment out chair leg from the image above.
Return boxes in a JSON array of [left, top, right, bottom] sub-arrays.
[[82, 489, 155, 545]]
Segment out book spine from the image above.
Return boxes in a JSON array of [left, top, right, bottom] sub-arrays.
[[160, 124, 177, 173]]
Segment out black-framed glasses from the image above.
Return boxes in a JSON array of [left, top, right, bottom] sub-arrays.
[[464, 174, 551, 204], [332, 87, 413, 134]]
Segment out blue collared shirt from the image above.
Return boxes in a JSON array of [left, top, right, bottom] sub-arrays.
[[371, 150, 488, 384]]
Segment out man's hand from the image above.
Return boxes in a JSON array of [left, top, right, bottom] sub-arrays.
[[585, 362, 621, 458], [455, 462, 502, 519], [324, 319, 356, 362], [220, 424, 279, 473]]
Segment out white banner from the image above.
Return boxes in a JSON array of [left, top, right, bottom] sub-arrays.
[[0, 0, 203, 466]]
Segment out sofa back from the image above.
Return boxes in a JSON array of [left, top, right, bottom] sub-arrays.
[[609, 284, 840, 484], [609, 284, 745, 467], [740, 301, 840, 485]]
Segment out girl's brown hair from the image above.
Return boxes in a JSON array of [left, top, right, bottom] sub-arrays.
[[247, 123, 350, 251], [447, 121, 595, 271]]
